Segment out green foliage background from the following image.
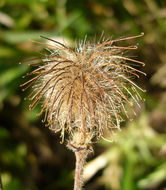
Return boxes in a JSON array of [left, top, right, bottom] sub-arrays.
[[0, 0, 166, 189]]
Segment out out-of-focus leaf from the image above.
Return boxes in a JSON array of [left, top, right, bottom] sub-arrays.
[[0, 64, 27, 101], [24, 105, 41, 122], [0, 127, 9, 139], [0, 65, 27, 87], [121, 159, 135, 190], [4, 0, 37, 4], [1, 31, 57, 44], [0, 88, 11, 102], [2, 174, 28, 190], [57, 11, 81, 33], [1, 143, 27, 169], [0, 46, 17, 57], [16, 143, 27, 157], [138, 163, 166, 189]]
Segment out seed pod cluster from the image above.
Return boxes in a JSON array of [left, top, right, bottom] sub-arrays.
[[21, 33, 145, 142]]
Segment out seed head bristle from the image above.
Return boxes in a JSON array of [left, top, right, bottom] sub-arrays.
[[22, 33, 145, 142]]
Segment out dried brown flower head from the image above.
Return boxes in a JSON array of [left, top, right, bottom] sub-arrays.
[[21, 33, 146, 142]]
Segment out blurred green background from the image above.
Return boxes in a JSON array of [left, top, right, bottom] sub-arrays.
[[0, 0, 166, 189]]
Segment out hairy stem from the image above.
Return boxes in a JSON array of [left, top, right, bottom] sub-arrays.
[[67, 131, 92, 190], [74, 149, 88, 190]]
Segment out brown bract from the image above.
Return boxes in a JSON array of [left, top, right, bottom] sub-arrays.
[[21, 33, 146, 142]]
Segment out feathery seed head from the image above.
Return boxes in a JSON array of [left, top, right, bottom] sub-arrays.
[[21, 33, 145, 143]]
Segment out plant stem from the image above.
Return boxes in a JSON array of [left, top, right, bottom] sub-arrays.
[[74, 149, 87, 190], [67, 131, 92, 190]]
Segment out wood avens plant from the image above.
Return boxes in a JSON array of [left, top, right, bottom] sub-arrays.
[[21, 33, 145, 190]]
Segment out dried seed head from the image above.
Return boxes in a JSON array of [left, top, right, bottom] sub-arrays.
[[21, 33, 145, 143]]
